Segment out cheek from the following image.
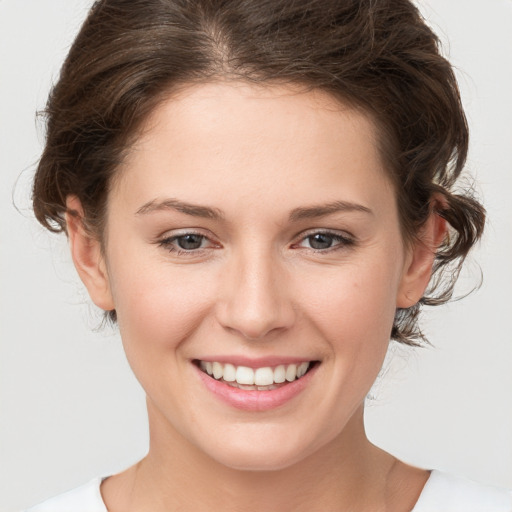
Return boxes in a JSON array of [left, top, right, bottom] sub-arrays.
[[300, 258, 401, 347], [297, 254, 402, 403], [107, 254, 217, 362]]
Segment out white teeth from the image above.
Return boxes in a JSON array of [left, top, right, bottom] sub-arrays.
[[235, 366, 255, 385], [238, 383, 257, 390], [285, 364, 297, 382], [254, 367, 274, 386], [274, 365, 286, 383], [223, 363, 236, 382], [297, 361, 309, 378], [199, 361, 312, 386], [212, 362, 223, 380]]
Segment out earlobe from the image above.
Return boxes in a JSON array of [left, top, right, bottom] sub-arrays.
[[396, 208, 448, 308], [65, 195, 115, 311]]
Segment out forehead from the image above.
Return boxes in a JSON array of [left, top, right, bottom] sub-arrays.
[[138, 81, 380, 152], [112, 81, 394, 219]]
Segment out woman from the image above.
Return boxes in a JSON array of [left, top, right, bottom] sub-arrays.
[[23, 0, 511, 510]]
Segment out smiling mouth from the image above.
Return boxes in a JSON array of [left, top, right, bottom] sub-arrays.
[[194, 360, 318, 391]]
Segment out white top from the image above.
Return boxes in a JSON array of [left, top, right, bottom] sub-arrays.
[[25, 470, 512, 512]]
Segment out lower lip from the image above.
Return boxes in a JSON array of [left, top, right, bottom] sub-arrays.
[[195, 363, 318, 412]]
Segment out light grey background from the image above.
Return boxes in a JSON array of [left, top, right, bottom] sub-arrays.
[[1, 1, 511, 510]]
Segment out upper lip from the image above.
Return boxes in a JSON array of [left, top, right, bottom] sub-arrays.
[[193, 356, 318, 368]]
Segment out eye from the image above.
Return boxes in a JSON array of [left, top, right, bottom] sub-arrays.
[[305, 233, 337, 250], [158, 232, 218, 254], [174, 233, 206, 250], [295, 231, 354, 251]]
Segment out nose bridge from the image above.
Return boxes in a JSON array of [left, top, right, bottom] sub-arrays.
[[217, 241, 294, 340]]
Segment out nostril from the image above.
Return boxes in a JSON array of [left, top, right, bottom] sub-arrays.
[[214, 260, 295, 339], [216, 303, 296, 341]]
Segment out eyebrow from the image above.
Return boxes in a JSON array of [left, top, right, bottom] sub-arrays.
[[288, 200, 373, 221], [135, 198, 372, 221], [136, 198, 224, 220]]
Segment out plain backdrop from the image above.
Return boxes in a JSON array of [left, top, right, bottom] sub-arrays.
[[1, 1, 511, 510]]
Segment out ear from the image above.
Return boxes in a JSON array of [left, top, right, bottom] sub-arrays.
[[65, 195, 115, 311], [396, 205, 448, 308]]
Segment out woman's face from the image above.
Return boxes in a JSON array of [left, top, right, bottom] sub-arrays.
[[87, 82, 421, 470]]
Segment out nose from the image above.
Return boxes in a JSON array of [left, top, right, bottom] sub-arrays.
[[215, 246, 296, 340]]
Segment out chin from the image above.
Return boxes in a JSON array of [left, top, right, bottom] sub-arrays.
[[198, 427, 323, 472], [212, 449, 305, 472]]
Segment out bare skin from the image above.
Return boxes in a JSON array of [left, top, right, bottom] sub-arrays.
[[67, 81, 443, 512], [101, 404, 429, 511]]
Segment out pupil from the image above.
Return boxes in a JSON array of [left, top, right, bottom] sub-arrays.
[[178, 234, 203, 250], [309, 233, 333, 250]]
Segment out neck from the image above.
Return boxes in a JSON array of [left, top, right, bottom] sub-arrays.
[[103, 401, 404, 512]]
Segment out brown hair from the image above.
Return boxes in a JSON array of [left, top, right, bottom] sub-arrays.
[[32, 0, 485, 345]]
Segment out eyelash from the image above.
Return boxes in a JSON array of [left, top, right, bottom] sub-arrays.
[[293, 230, 355, 252], [157, 230, 355, 256], [157, 231, 218, 256]]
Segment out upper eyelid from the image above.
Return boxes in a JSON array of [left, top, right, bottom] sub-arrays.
[[155, 228, 354, 247], [160, 232, 218, 245], [157, 227, 217, 242], [291, 230, 356, 253], [157, 234, 219, 256], [293, 228, 355, 242]]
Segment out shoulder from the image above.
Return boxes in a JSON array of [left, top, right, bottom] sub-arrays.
[[413, 470, 512, 512], [24, 478, 107, 512]]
